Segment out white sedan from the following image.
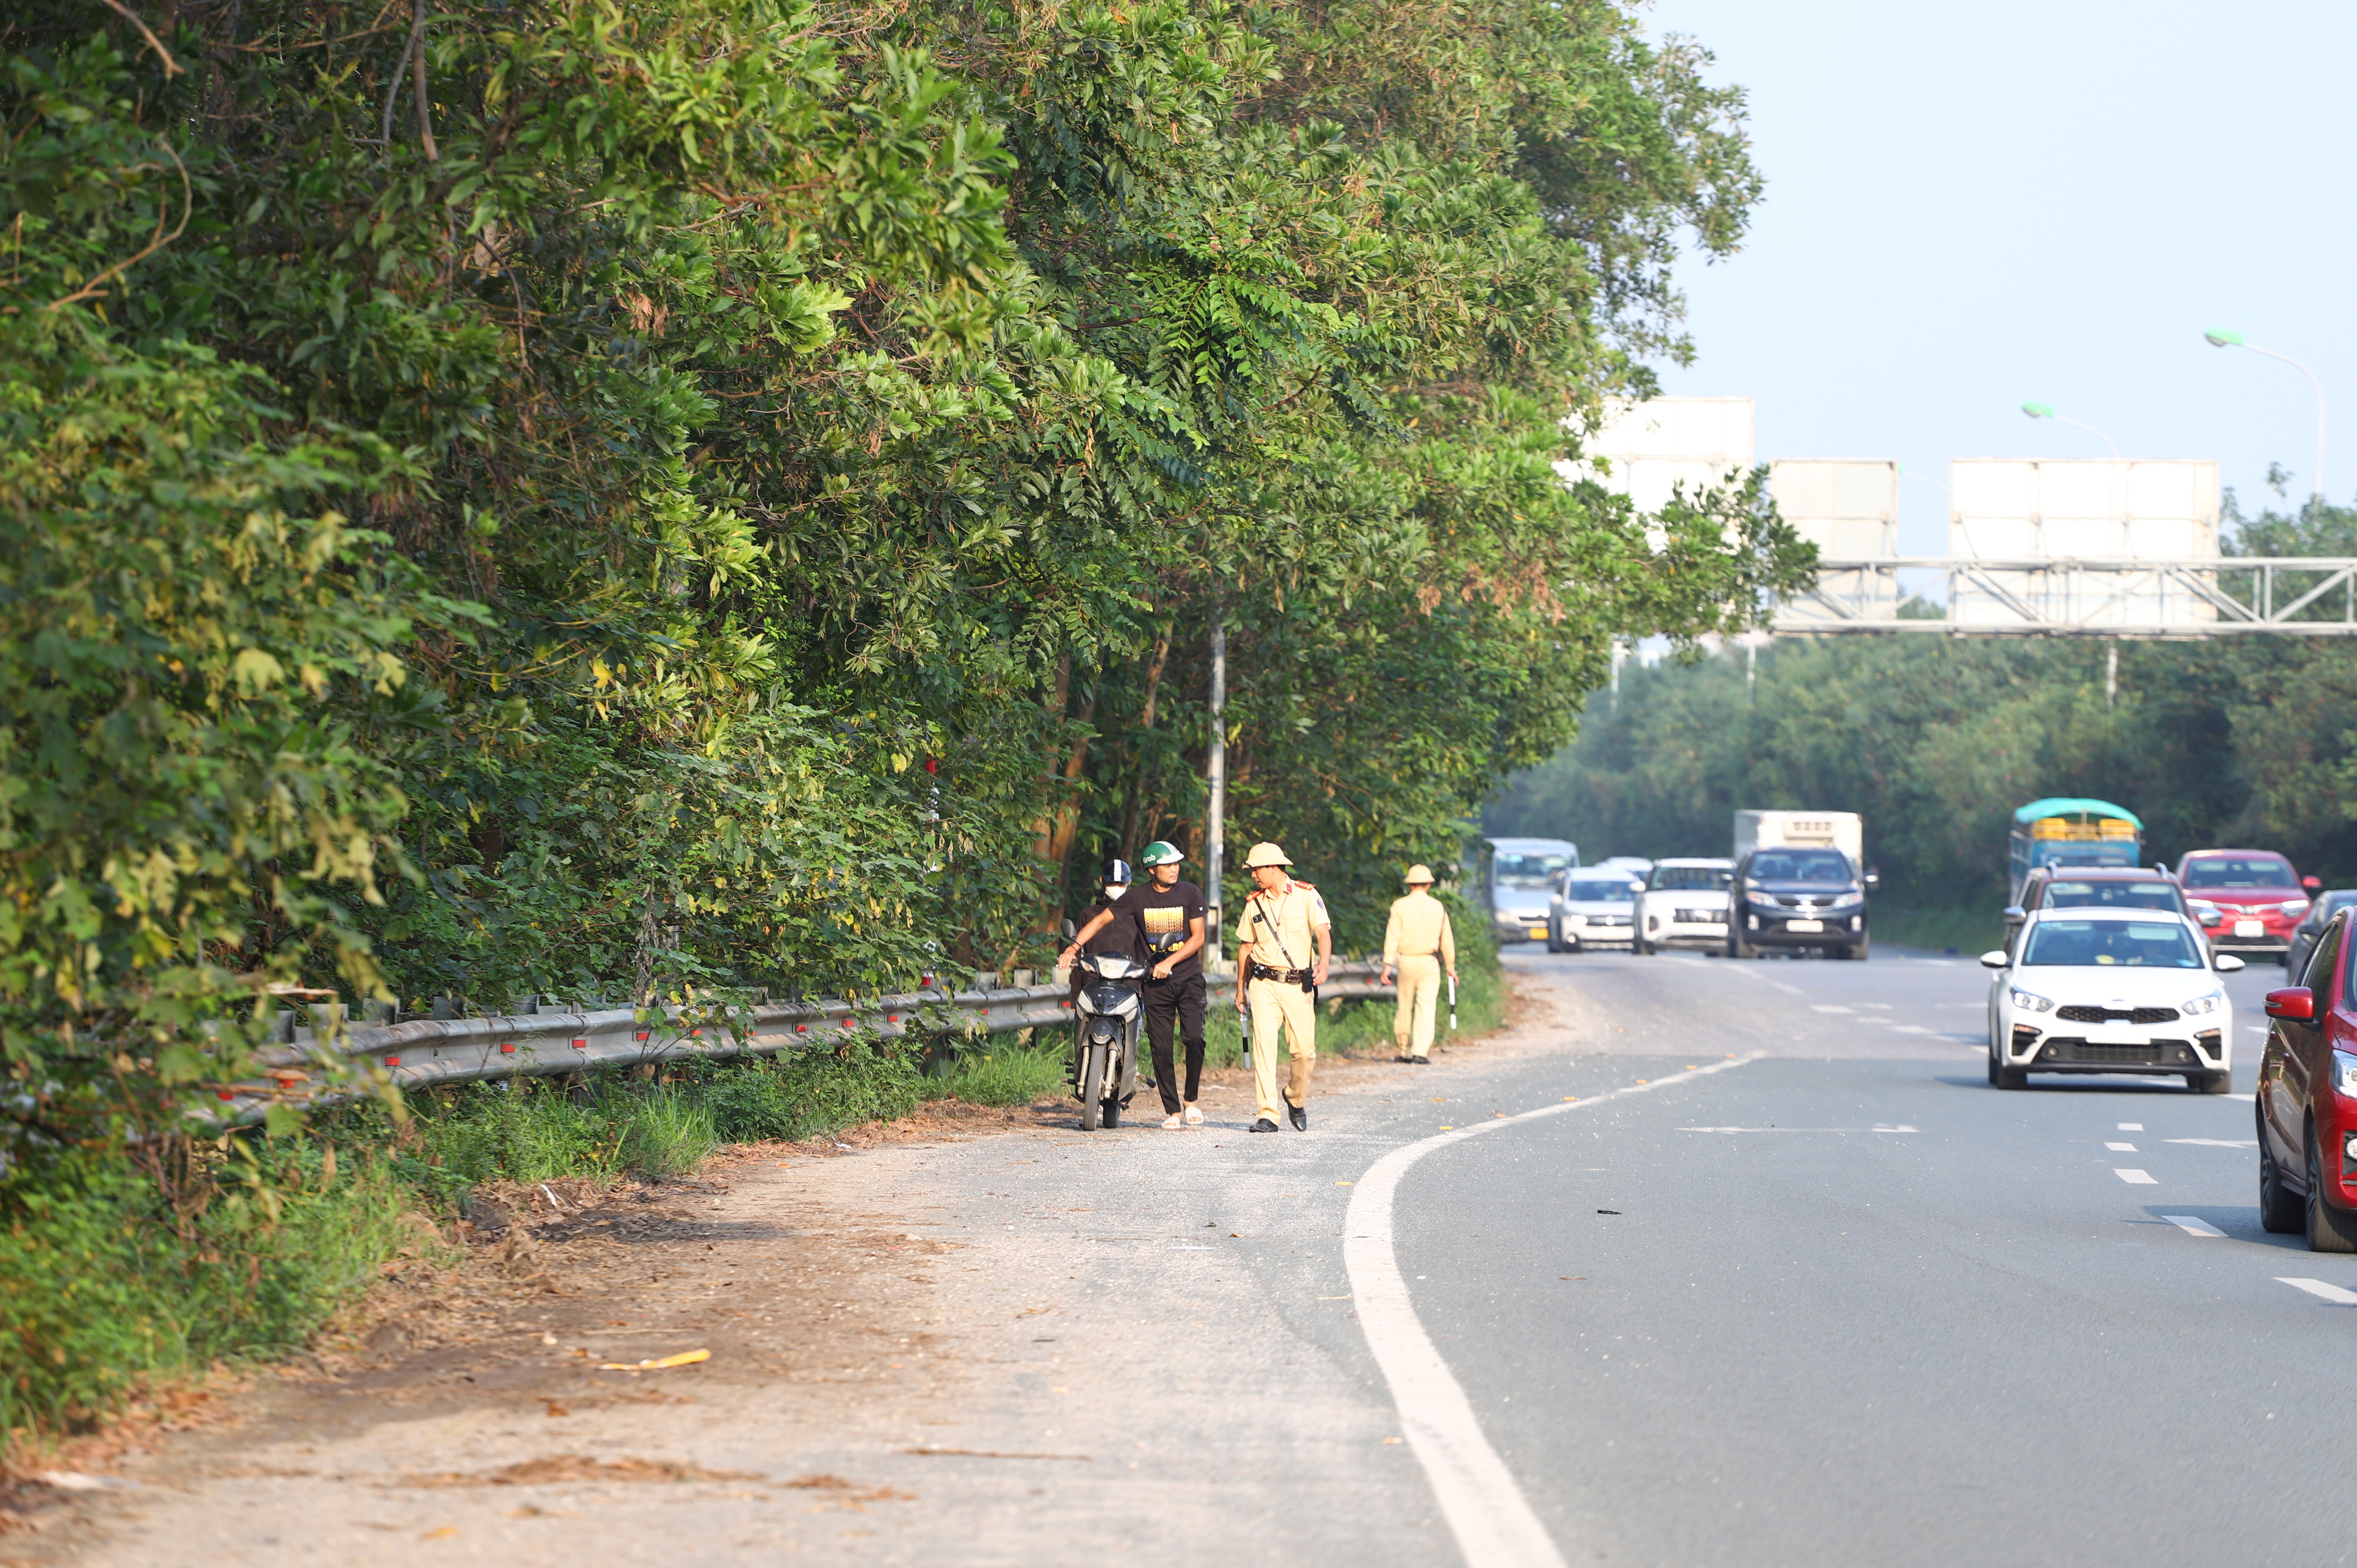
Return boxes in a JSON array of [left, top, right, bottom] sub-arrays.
[[1983, 908, 2243, 1093]]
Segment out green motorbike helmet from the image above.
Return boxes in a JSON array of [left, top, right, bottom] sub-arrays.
[[1138, 840, 1185, 868]]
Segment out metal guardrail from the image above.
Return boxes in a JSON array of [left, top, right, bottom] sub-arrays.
[[210, 961, 1393, 1124]]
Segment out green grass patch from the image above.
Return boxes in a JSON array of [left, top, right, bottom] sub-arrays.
[[1871, 905, 2003, 956], [934, 1044, 1066, 1106], [1, 1140, 416, 1444], [2, 1039, 929, 1456]]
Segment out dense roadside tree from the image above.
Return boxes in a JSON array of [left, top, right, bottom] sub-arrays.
[[1, 0, 1801, 1147]]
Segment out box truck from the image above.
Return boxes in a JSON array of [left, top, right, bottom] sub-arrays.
[[1733, 811, 1864, 866]]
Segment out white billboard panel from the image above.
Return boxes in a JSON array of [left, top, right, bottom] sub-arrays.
[[1770, 459, 1899, 626], [1948, 459, 2219, 629], [1770, 459, 1897, 557], [1558, 397, 1754, 514]]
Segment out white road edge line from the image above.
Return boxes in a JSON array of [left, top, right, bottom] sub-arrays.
[[2277, 1277, 2357, 1305], [2161, 1215, 2226, 1237], [1344, 1053, 1764, 1568]]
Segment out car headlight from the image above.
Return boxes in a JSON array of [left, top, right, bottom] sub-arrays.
[[2181, 992, 2224, 1016], [2335, 1050, 2357, 1099], [2281, 900, 2311, 917], [2009, 987, 2055, 1013]]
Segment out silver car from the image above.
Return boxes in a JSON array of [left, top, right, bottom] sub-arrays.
[[1548, 871, 1645, 953]]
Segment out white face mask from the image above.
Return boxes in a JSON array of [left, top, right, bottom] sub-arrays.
[[1104, 885, 1128, 900]]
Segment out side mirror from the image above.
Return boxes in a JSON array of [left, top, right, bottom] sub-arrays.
[[2214, 953, 2245, 973], [1864, 870, 1881, 892], [2265, 986, 2315, 1021], [1979, 949, 2010, 970], [2002, 905, 2027, 926], [1061, 918, 1076, 941], [2305, 876, 2324, 892], [2197, 908, 2222, 927]]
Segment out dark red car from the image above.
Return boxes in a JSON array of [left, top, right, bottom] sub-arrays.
[[2260, 908, 2357, 1250], [2177, 849, 2318, 964]]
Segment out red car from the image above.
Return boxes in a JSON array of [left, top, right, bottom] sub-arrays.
[[2260, 909, 2357, 1249], [2176, 849, 2318, 964]]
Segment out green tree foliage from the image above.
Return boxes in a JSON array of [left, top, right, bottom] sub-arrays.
[[1, 0, 1802, 1152], [1490, 494, 2357, 912]]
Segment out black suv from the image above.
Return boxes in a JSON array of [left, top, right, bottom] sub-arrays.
[[2003, 866, 2201, 955], [1730, 847, 1874, 961]]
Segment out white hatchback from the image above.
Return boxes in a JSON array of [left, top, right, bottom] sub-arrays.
[[1983, 907, 2243, 1092]]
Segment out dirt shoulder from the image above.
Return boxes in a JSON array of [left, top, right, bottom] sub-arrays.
[[6, 976, 1564, 1567]]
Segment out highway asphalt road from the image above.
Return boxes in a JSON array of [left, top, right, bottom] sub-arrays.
[[1400, 943, 2346, 1567], [69, 944, 2355, 1568]]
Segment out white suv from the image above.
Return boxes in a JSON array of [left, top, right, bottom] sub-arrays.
[[1637, 859, 1735, 955], [1983, 906, 2242, 1092]]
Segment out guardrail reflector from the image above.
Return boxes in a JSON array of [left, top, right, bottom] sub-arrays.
[[500, 1042, 516, 1054], [635, 1030, 650, 1042], [794, 1024, 808, 1033], [841, 1019, 855, 1030], [384, 1056, 400, 1066], [571, 1037, 587, 1049]]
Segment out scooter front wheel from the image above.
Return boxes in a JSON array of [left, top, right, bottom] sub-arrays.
[[1078, 1041, 1109, 1131]]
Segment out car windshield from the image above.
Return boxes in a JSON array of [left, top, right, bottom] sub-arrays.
[[1564, 879, 1637, 904], [2181, 855, 2296, 889], [2021, 919, 2204, 969], [1649, 865, 1731, 891], [1748, 850, 1852, 884], [2041, 880, 2180, 913], [1496, 853, 1573, 889]]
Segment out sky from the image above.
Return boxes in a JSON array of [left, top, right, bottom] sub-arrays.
[[1635, 0, 2357, 553]]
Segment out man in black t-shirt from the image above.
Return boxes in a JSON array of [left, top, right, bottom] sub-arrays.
[[1130, 841, 1209, 1126], [1059, 846, 1207, 1126]]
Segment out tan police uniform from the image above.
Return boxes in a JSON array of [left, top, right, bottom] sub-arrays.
[[1382, 876, 1456, 1059], [1239, 880, 1330, 1122]]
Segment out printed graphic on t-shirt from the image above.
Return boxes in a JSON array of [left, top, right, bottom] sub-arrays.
[[1140, 903, 1189, 952]]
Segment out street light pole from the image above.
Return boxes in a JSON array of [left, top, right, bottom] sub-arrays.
[[2205, 330, 2326, 501], [2022, 402, 2121, 458]]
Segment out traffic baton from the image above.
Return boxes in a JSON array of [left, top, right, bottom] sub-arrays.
[[1447, 974, 1458, 1032]]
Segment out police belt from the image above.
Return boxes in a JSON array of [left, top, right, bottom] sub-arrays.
[[1247, 963, 1312, 983]]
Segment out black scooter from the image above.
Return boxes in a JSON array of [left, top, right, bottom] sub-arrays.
[[1069, 950, 1143, 1130]]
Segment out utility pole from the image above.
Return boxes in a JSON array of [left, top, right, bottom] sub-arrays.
[[1205, 590, 1226, 971], [2105, 643, 2118, 709], [1609, 641, 1622, 711]]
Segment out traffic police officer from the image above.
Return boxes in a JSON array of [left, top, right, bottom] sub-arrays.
[[1379, 864, 1457, 1063], [1233, 842, 1330, 1132]]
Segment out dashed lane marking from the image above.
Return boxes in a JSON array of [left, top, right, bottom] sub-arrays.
[[1679, 1124, 1916, 1134], [2168, 1138, 2256, 1148], [2106, 1142, 2137, 1152], [1809, 1004, 1854, 1014], [2162, 1216, 2226, 1237], [2119, 1123, 2143, 1131], [2278, 1277, 2357, 1305], [2115, 1169, 2158, 1184]]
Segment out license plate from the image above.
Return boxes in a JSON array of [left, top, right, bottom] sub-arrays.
[[1527, 926, 1548, 939], [2235, 919, 2265, 938], [1786, 918, 1824, 932]]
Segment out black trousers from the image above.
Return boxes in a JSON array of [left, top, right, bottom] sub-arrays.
[[1142, 972, 1206, 1114]]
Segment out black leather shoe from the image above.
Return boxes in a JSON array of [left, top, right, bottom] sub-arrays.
[[1394, 1054, 1416, 1064], [1410, 1055, 1432, 1064], [1285, 1097, 1308, 1131], [1249, 1117, 1280, 1133]]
